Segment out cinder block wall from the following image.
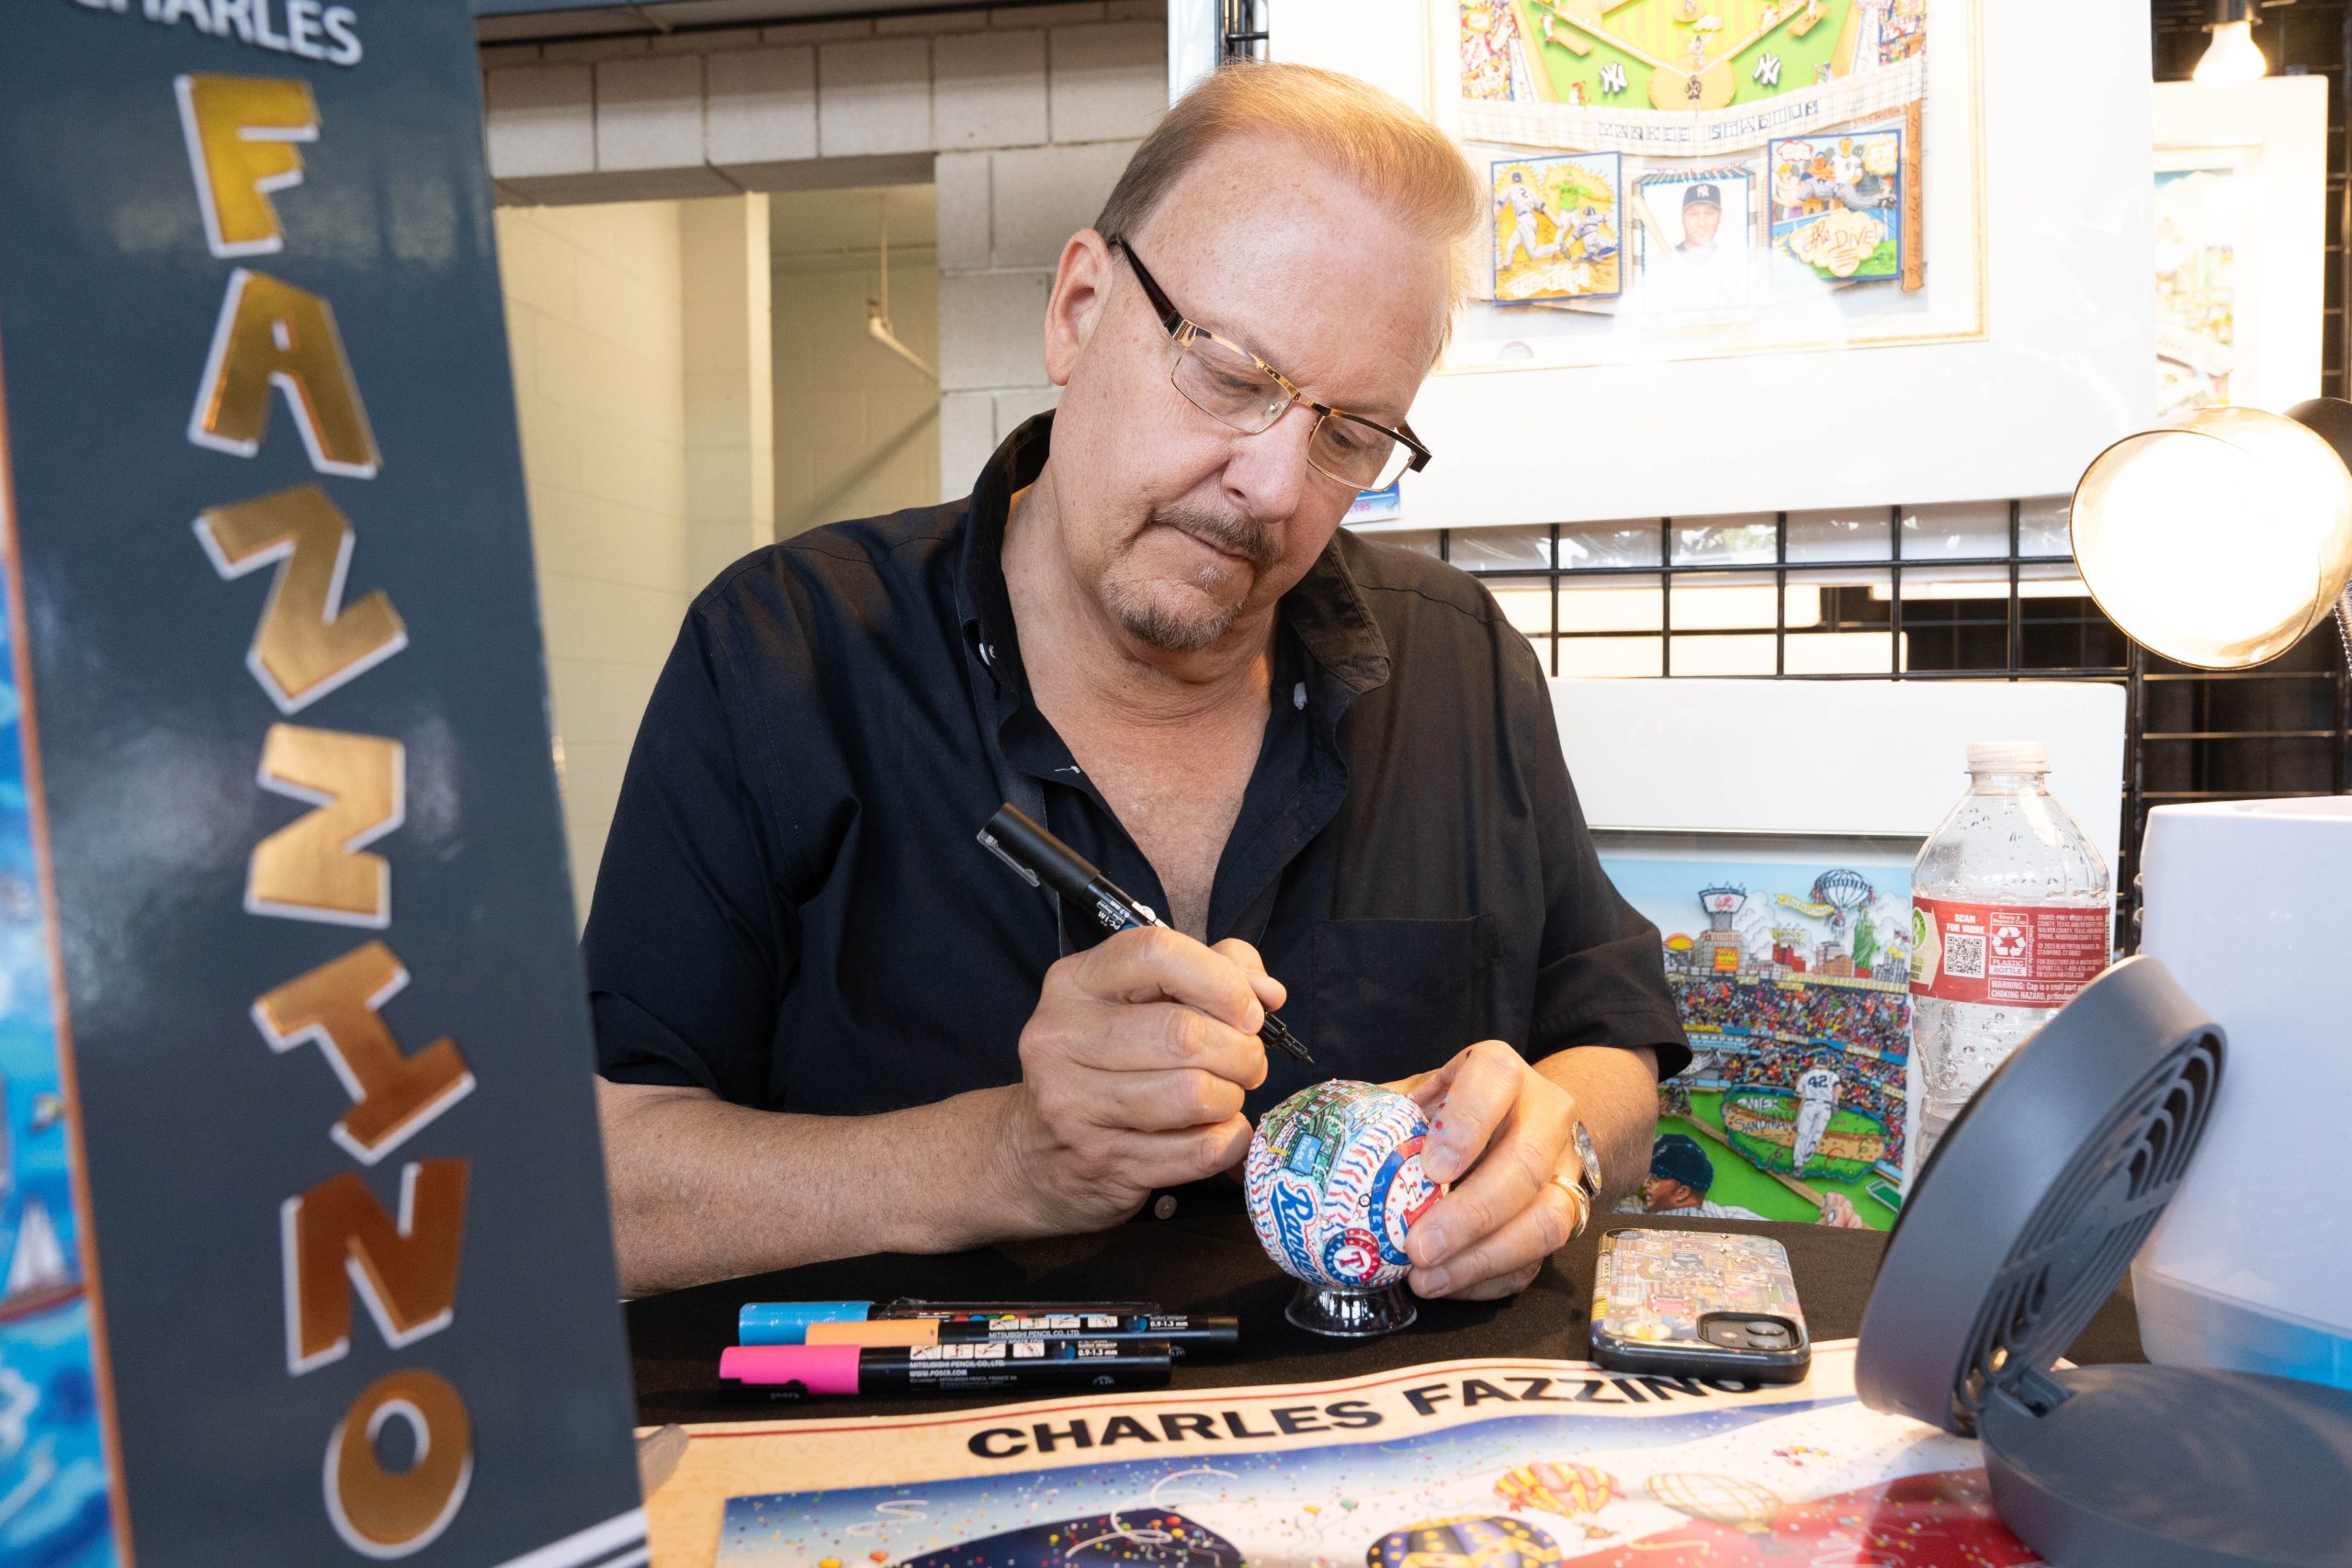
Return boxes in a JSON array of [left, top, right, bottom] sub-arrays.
[[493, 201, 692, 912], [481, 0, 1167, 504]]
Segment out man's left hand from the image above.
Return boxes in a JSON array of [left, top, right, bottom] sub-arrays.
[[1388, 1040, 1586, 1301]]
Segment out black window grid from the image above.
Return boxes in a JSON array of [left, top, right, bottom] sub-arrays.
[[1397, 506, 2352, 948]]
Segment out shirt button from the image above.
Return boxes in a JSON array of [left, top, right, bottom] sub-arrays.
[[1152, 1194, 1178, 1221]]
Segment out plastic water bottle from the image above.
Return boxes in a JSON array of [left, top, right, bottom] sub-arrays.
[[1910, 741, 2111, 1164]]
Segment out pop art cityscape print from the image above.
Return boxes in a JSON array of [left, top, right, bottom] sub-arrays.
[[0, 583, 115, 1567]]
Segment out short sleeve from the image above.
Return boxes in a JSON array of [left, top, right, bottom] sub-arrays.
[[1507, 635, 1692, 1079], [582, 605, 796, 1106]]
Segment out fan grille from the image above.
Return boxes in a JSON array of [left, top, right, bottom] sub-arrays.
[[1950, 1032, 2222, 1429]]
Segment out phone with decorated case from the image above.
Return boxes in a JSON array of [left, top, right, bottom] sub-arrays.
[[1589, 1227, 1810, 1383]]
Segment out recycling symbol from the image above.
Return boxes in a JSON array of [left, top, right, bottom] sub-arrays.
[[1992, 923, 2027, 958]]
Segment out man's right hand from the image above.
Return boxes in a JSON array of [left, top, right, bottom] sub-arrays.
[[994, 928, 1282, 1235]]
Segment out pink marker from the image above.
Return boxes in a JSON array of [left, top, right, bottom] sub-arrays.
[[718, 1338, 1171, 1399]]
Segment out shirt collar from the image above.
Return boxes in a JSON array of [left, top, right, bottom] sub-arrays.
[[955, 412, 1393, 710]]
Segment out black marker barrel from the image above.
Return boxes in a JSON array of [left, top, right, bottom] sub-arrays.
[[806, 1312, 1238, 1358]]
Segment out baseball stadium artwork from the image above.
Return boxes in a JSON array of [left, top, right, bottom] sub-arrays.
[[1597, 842, 1916, 1232], [1439, 0, 1976, 367]]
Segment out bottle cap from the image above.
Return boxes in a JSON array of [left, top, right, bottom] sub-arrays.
[[1964, 740, 2049, 773]]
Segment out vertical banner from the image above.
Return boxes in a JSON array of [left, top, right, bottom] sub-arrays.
[[0, 5, 645, 1565]]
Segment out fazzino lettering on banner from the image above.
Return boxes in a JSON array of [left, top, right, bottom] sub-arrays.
[[0, 5, 642, 1564]]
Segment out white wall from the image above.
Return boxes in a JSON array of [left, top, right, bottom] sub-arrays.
[[684, 195, 778, 585], [497, 200, 692, 914], [770, 185, 943, 535]]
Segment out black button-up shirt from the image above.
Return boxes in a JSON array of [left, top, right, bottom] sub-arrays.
[[586, 417, 1688, 1213]]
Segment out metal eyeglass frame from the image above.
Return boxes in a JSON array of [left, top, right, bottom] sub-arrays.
[[1106, 236, 1433, 490]]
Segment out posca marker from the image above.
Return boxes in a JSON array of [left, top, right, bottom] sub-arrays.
[[804, 1311, 1239, 1358], [718, 1339, 1172, 1398], [737, 1300, 1159, 1345]]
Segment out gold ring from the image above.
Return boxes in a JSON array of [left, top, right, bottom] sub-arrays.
[[1548, 1173, 1590, 1241]]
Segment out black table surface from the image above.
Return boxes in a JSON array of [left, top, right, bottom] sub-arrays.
[[626, 1213, 2144, 1426]]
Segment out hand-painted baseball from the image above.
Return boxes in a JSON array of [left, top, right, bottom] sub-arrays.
[[1244, 1080, 1440, 1290]]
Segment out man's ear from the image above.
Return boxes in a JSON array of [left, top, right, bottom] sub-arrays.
[[1042, 230, 1117, 389]]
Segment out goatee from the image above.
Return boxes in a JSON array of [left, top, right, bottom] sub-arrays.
[[1102, 506, 1277, 653]]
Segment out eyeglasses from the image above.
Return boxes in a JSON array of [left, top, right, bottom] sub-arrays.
[[1107, 237, 1431, 493]]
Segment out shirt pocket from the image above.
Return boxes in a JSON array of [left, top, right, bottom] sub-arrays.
[[1309, 916, 1503, 1082]]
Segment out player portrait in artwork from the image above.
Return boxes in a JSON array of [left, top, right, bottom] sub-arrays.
[[1436, 0, 1970, 367], [1492, 153, 1623, 303], [1632, 167, 1756, 316]]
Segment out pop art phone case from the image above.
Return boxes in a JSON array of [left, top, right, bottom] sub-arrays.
[[1589, 1227, 1811, 1383]]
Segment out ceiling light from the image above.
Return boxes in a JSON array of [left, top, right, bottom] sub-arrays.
[[2195, 3, 2267, 86]]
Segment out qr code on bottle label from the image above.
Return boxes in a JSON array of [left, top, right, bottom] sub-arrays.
[[1944, 932, 1986, 979]]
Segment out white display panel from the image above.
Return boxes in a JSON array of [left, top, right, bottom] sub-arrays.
[[1551, 676, 2128, 877], [1272, 1, 2154, 525]]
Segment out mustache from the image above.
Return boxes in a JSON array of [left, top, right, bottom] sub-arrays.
[[1152, 505, 1278, 571]]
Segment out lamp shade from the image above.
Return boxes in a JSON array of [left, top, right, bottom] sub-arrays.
[[2070, 402, 2352, 669]]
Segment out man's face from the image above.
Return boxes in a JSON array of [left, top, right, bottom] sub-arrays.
[[1681, 200, 1721, 246], [1643, 1177, 1701, 1212], [1039, 137, 1453, 657]]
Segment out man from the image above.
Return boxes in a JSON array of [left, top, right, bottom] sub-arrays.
[[1627, 1134, 1868, 1226], [1791, 1058, 1841, 1173], [1563, 203, 1618, 262], [1674, 183, 1723, 255], [1631, 1134, 1768, 1220], [1645, 181, 1739, 315], [1496, 170, 1545, 268], [587, 62, 1689, 1300]]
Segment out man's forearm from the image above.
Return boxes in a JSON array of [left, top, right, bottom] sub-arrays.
[[596, 1079, 1040, 1296], [1533, 1043, 1661, 1212]]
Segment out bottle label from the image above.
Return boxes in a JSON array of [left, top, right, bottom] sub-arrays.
[[1910, 897, 2109, 1007]]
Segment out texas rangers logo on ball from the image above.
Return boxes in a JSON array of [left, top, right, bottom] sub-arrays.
[[1323, 1227, 1385, 1285]]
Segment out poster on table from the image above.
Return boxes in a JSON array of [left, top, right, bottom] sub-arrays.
[[0, 4, 643, 1564], [1276, 0, 2154, 525], [648, 1345, 2035, 1566]]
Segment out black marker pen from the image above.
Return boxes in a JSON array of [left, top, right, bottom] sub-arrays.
[[977, 803, 1315, 1065], [805, 1311, 1240, 1358]]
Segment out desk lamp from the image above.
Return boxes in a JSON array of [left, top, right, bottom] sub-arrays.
[[2071, 400, 2352, 671], [2068, 400, 2352, 1392]]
